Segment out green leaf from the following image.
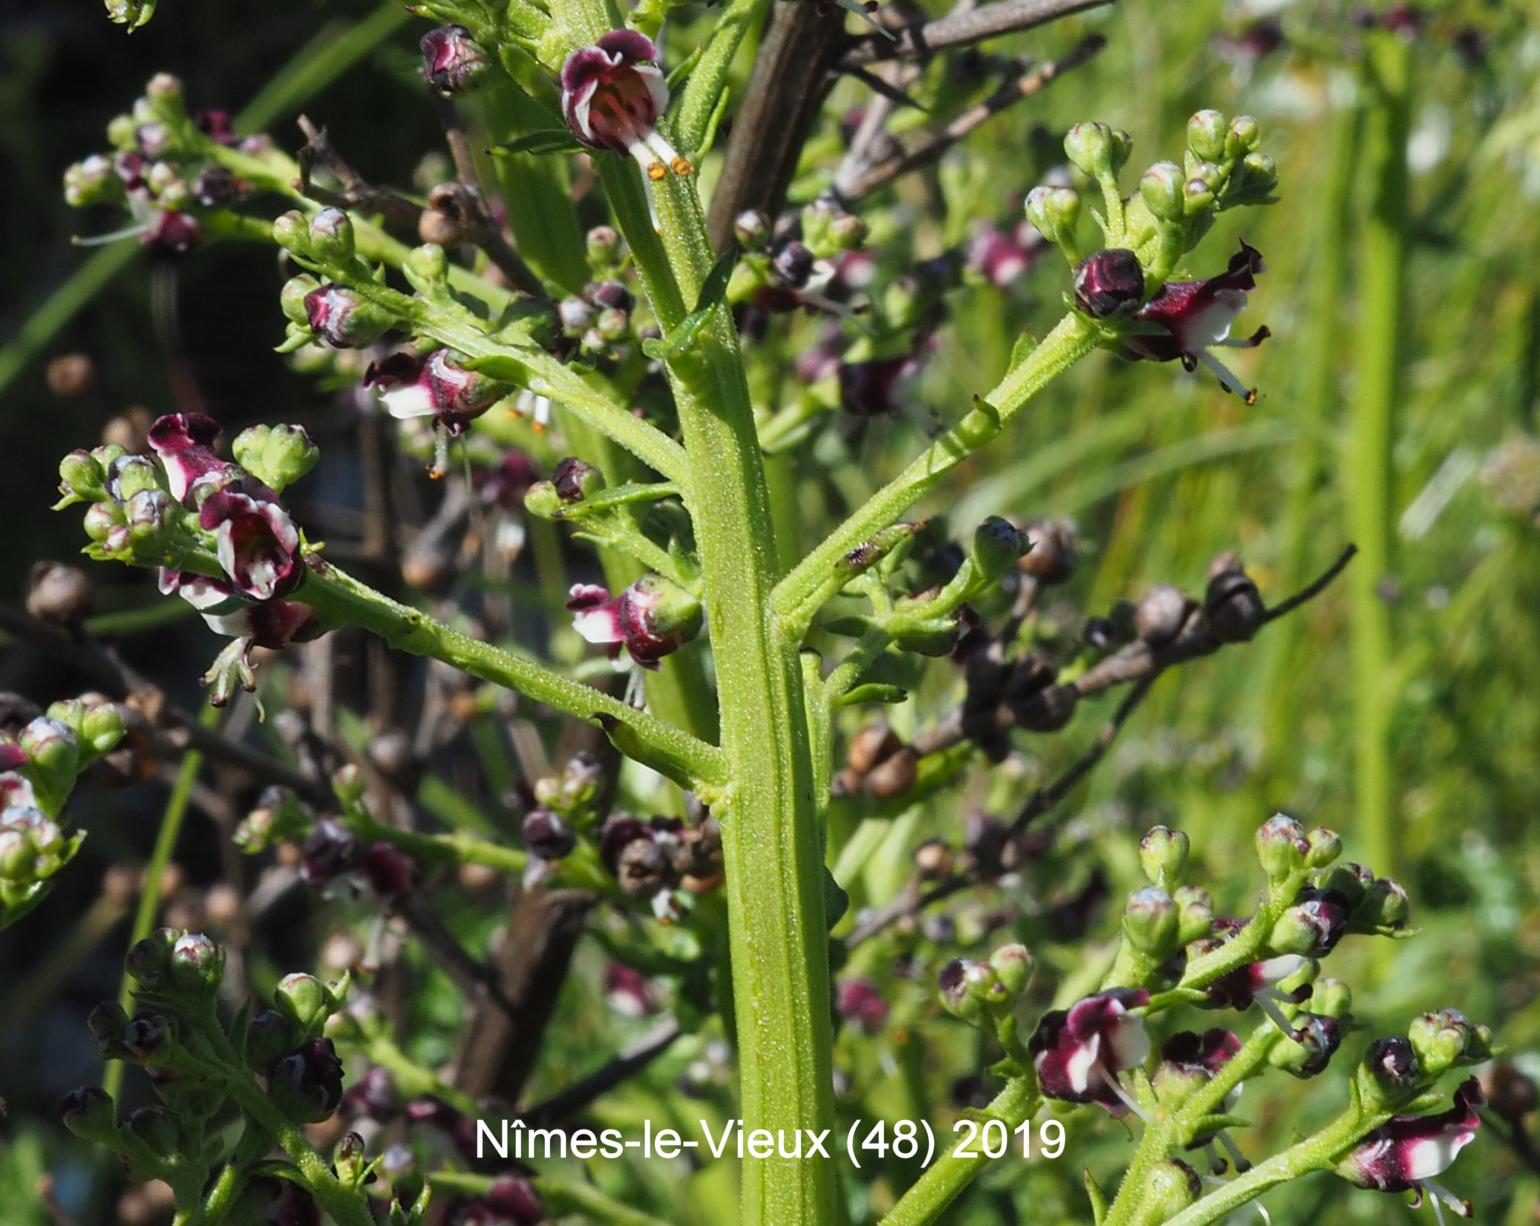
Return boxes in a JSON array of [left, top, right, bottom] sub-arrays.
[[490, 129, 584, 158], [641, 247, 741, 362], [836, 683, 909, 707]]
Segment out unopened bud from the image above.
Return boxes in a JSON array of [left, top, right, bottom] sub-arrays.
[[61, 1087, 117, 1143], [1186, 110, 1228, 162], [170, 931, 224, 993], [1072, 248, 1145, 320], [1134, 585, 1190, 646], [421, 25, 490, 96], [1139, 161, 1185, 222], [308, 208, 355, 263], [233, 423, 318, 493], [1024, 186, 1081, 245], [275, 972, 337, 1032], [1122, 886, 1179, 956], [1256, 813, 1309, 882], [970, 516, 1027, 581], [1138, 826, 1188, 888], [1064, 121, 1119, 178], [1304, 827, 1342, 868]]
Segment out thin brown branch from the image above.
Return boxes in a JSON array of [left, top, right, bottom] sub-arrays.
[[0, 604, 330, 806], [518, 1017, 683, 1127], [841, 35, 1106, 201], [843, 0, 1115, 68]]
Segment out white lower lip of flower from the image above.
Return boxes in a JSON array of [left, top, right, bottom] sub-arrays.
[[381, 385, 437, 419], [1064, 1035, 1101, 1094], [1402, 1130, 1475, 1183], [1183, 292, 1247, 349], [1254, 954, 1306, 985], [572, 608, 622, 645], [202, 610, 251, 638], [1106, 1014, 1150, 1070]]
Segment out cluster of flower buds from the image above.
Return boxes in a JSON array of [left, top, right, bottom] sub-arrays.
[[729, 197, 869, 316], [1, 697, 125, 923], [274, 208, 403, 353], [1026, 114, 1277, 401], [599, 812, 722, 919], [58, 413, 324, 706], [62, 73, 267, 253], [555, 278, 641, 364], [516, 751, 610, 879]]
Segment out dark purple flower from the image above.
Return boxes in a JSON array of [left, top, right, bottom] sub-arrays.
[[560, 31, 689, 180], [1339, 1078, 1481, 1217], [1073, 248, 1146, 319], [1204, 949, 1310, 1011], [420, 26, 490, 96], [836, 978, 889, 1035], [522, 808, 576, 860], [192, 166, 236, 208], [1161, 1028, 1241, 1077], [148, 412, 231, 505], [269, 1038, 345, 1123], [360, 843, 416, 903], [195, 110, 239, 146], [1029, 988, 1150, 1114], [364, 349, 504, 436], [199, 489, 303, 600], [478, 451, 541, 511], [341, 1064, 397, 1121], [839, 354, 915, 418], [142, 210, 204, 254], [1121, 240, 1270, 403]]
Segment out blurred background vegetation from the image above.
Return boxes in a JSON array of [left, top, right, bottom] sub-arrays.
[[1, 0, 1538, 1222]]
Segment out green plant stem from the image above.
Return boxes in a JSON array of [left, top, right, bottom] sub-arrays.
[[879, 1077, 1039, 1226], [1161, 1110, 1370, 1226], [104, 707, 215, 1102], [772, 314, 1098, 637], [194, 1161, 243, 1226], [596, 157, 836, 1226], [1350, 32, 1411, 875], [295, 560, 724, 789]]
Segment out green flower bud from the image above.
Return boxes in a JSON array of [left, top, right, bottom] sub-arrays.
[[1024, 186, 1081, 244], [59, 450, 108, 504], [126, 1106, 180, 1157], [233, 424, 319, 493], [79, 701, 126, 759], [970, 517, 1027, 583], [1122, 886, 1179, 956], [1183, 176, 1216, 215], [587, 224, 623, 267], [21, 717, 79, 812], [245, 1008, 296, 1069], [1141, 1160, 1201, 1218], [1186, 110, 1228, 162], [1139, 161, 1185, 223], [988, 943, 1033, 996], [63, 156, 122, 208], [1360, 1036, 1421, 1102], [1313, 977, 1352, 1018], [1315, 862, 1372, 911], [275, 972, 338, 1032], [106, 113, 139, 151], [125, 489, 176, 547], [1174, 885, 1215, 944], [405, 242, 450, 288], [170, 931, 225, 994], [938, 958, 986, 1023], [1226, 114, 1261, 157], [111, 455, 165, 501], [0, 828, 36, 880], [335, 1131, 368, 1187], [1255, 813, 1308, 882], [60, 1087, 119, 1144], [308, 208, 355, 263], [331, 763, 367, 807], [1351, 876, 1411, 932], [1268, 1012, 1343, 1079], [1304, 827, 1342, 868], [1064, 121, 1118, 179], [1138, 825, 1188, 888], [280, 275, 320, 326], [272, 210, 311, 257], [522, 481, 562, 520], [125, 928, 177, 986], [1408, 1009, 1480, 1076]]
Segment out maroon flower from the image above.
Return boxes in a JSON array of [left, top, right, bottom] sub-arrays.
[[836, 978, 889, 1035], [364, 349, 505, 436], [1160, 1028, 1241, 1077], [1074, 248, 1145, 319], [360, 842, 416, 903], [199, 489, 303, 601], [1338, 1078, 1482, 1218], [141, 210, 204, 254], [148, 412, 233, 505], [968, 221, 1044, 288], [420, 25, 489, 96], [304, 285, 389, 349], [566, 574, 702, 670], [604, 963, 660, 1017], [1121, 240, 1270, 403], [269, 1038, 345, 1122], [1028, 988, 1150, 1115], [560, 31, 690, 180], [1204, 949, 1310, 1011]]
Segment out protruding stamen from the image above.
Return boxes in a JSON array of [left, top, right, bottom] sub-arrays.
[[1196, 350, 1258, 404], [1096, 1062, 1153, 1122]]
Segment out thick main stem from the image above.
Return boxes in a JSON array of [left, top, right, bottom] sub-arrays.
[[599, 163, 836, 1224], [1349, 33, 1410, 875]]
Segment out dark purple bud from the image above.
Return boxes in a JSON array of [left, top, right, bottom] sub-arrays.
[[269, 1038, 345, 1123], [1270, 1012, 1342, 1078], [1365, 1036, 1421, 1093], [304, 285, 392, 349], [1073, 249, 1145, 319], [615, 836, 670, 899], [1205, 557, 1264, 642], [122, 1010, 170, 1061], [141, 210, 203, 254], [300, 817, 357, 887], [553, 457, 604, 502], [192, 165, 236, 208], [585, 279, 635, 312], [769, 241, 816, 289], [420, 26, 490, 96], [1160, 1028, 1241, 1077], [523, 808, 575, 860]]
